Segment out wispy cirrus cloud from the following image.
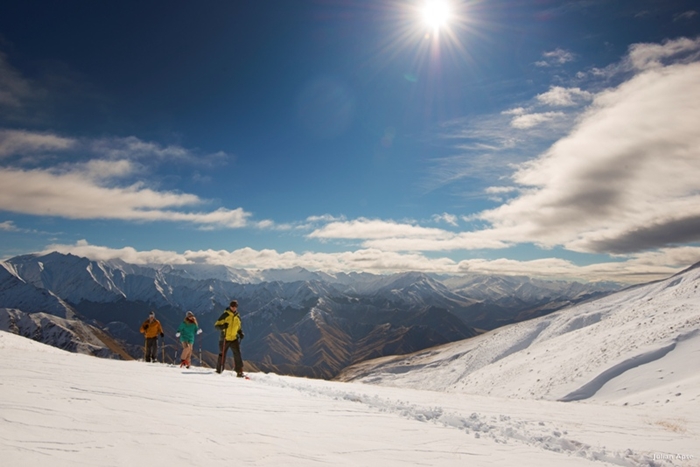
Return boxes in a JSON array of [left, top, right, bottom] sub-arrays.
[[88, 136, 227, 167], [0, 221, 22, 232], [536, 86, 593, 107], [0, 129, 227, 167], [432, 213, 459, 226], [674, 10, 698, 21], [509, 111, 566, 129], [0, 129, 76, 158], [0, 52, 38, 113], [535, 48, 575, 67], [420, 110, 554, 195], [0, 219, 56, 236], [499, 86, 592, 131]]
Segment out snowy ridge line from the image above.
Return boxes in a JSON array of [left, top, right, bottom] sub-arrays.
[[252, 374, 671, 467]]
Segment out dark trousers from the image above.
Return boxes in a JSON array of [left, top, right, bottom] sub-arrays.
[[217, 339, 243, 374], [144, 337, 158, 362]]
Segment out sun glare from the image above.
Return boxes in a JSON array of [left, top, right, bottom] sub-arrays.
[[421, 0, 451, 31]]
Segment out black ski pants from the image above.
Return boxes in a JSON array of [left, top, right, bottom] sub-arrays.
[[217, 339, 243, 374], [144, 337, 158, 362]]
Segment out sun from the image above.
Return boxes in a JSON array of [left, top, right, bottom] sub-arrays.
[[421, 0, 451, 31]]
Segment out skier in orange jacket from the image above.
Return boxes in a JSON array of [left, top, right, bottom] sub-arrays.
[[139, 311, 164, 362]]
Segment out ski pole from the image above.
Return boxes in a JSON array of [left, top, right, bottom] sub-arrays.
[[220, 339, 227, 372]]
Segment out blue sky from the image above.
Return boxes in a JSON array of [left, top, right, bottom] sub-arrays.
[[1, 0, 699, 283]]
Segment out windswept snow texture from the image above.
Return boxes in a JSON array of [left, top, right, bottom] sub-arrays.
[[340, 264, 700, 407], [1, 331, 698, 467]]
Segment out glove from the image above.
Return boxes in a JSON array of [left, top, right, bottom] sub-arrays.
[[175, 332, 181, 338], [197, 329, 203, 335], [237, 331, 245, 340], [143, 324, 149, 330], [160, 332, 164, 338]]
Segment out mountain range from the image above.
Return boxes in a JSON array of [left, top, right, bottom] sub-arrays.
[[0, 251, 621, 378]]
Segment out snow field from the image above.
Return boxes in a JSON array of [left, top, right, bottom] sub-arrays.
[[3, 330, 697, 467]]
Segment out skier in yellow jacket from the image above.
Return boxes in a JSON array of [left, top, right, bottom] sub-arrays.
[[214, 300, 245, 376]]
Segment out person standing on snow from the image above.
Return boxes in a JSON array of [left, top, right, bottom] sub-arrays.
[[214, 300, 245, 377], [139, 311, 164, 363], [176, 311, 202, 368]]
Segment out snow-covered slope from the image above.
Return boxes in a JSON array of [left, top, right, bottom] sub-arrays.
[[338, 264, 700, 407], [1, 330, 697, 467]]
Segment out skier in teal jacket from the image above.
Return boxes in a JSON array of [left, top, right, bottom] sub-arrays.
[[176, 311, 202, 368]]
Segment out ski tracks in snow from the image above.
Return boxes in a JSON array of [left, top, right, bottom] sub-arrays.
[[252, 373, 686, 467]]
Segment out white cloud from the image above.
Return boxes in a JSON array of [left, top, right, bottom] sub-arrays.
[[0, 52, 35, 111], [674, 11, 698, 21], [536, 86, 593, 107], [485, 186, 519, 202], [72, 159, 140, 181], [40, 241, 700, 283], [42, 240, 190, 265], [0, 221, 21, 232], [432, 213, 459, 226], [0, 129, 76, 158], [306, 214, 346, 223], [0, 165, 254, 228], [425, 111, 564, 194], [89, 136, 227, 166], [0, 128, 250, 229], [329, 38, 700, 260], [501, 107, 527, 116], [44, 241, 459, 275], [510, 111, 565, 129], [307, 218, 510, 251], [485, 186, 518, 195], [0, 129, 229, 168], [480, 57, 700, 254], [456, 247, 700, 283], [306, 38, 700, 262], [627, 37, 700, 71], [361, 233, 511, 252], [535, 48, 575, 67], [308, 218, 450, 241]]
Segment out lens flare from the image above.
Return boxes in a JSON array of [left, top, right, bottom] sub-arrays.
[[421, 0, 451, 31]]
